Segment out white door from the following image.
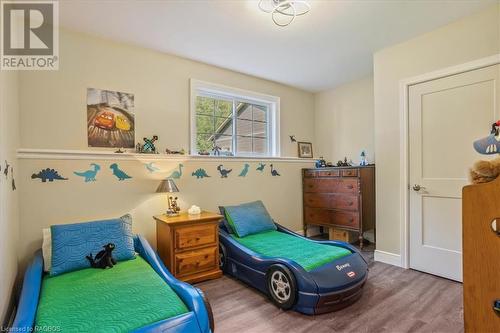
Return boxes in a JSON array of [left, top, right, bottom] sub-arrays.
[[409, 64, 499, 282]]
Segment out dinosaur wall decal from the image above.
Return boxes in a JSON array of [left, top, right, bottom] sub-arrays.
[[145, 162, 160, 173], [4, 160, 9, 178], [217, 165, 232, 178], [110, 163, 132, 181], [32, 168, 68, 182], [270, 164, 281, 176], [256, 163, 266, 172], [11, 167, 16, 191], [192, 168, 211, 179], [74, 163, 101, 182], [169, 163, 183, 179], [238, 163, 250, 177]]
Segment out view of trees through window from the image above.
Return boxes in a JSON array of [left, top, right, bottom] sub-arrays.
[[195, 95, 269, 156]]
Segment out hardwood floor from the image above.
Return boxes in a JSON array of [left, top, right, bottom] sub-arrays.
[[196, 247, 463, 333]]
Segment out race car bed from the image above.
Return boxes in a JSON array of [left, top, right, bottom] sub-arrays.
[[11, 221, 213, 333], [219, 202, 368, 315]]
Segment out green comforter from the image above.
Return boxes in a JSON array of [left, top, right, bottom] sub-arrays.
[[231, 230, 351, 271], [35, 256, 188, 333]]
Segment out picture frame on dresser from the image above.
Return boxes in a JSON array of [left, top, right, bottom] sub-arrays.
[[302, 165, 375, 249]]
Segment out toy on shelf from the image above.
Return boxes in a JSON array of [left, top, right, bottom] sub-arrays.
[[136, 135, 159, 154], [336, 157, 351, 167], [359, 150, 368, 166], [165, 148, 186, 155], [315, 157, 327, 168]]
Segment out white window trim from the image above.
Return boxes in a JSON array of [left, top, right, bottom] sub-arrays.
[[190, 79, 280, 157]]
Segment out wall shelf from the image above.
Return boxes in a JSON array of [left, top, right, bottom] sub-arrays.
[[17, 148, 316, 163]]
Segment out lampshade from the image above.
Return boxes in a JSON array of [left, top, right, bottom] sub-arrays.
[[156, 178, 179, 193]]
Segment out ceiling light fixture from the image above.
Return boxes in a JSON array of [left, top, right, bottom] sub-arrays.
[[258, 0, 310, 27]]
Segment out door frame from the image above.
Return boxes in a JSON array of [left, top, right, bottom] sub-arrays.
[[399, 54, 500, 269]]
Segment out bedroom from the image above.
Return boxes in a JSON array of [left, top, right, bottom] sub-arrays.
[[1, 0, 499, 332]]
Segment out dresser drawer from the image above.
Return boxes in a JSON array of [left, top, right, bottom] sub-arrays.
[[175, 246, 218, 277], [304, 193, 359, 210], [304, 170, 340, 178], [175, 224, 217, 250], [304, 207, 331, 225], [331, 211, 359, 228], [303, 178, 359, 193], [341, 169, 358, 177]]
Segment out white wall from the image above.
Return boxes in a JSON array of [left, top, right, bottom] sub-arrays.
[[16, 28, 316, 265], [374, 4, 500, 256], [314, 76, 374, 164], [0, 71, 19, 323]]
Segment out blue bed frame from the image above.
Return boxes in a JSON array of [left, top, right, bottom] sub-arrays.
[[11, 235, 213, 333], [219, 223, 369, 315]]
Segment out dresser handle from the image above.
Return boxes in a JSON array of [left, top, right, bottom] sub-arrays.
[[493, 300, 500, 316], [348, 202, 354, 206], [349, 218, 354, 223]]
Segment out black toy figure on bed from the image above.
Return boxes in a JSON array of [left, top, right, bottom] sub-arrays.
[[86, 243, 117, 269]]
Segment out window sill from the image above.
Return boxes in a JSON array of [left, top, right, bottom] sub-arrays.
[[17, 148, 316, 163]]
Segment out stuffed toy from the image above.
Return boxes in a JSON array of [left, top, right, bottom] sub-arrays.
[[470, 120, 500, 184], [86, 243, 117, 269], [469, 158, 500, 184]]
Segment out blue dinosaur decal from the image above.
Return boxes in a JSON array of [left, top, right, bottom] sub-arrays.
[[217, 165, 232, 178], [110, 163, 132, 181], [256, 163, 266, 172], [192, 168, 211, 179], [238, 163, 250, 177], [145, 162, 160, 173], [169, 164, 184, 179], [32, 168, 68, 182], [74, 163, 101, 182]]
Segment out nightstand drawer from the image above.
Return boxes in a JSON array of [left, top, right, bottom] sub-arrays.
[[175, 247, 218, 277], [175, 224, 217, 250]]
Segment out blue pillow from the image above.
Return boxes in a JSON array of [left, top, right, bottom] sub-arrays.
[[224, 201, 276, 238], [50, 214, 135, 276], [218, 206, 234, 234]]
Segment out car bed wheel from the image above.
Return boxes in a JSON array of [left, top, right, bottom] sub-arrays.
[[219, 244, 227, 272], [266, 264, 297, 310]]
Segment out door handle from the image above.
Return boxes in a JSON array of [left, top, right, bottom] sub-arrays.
[[493, 300, 500, 316], [412, 184, 426, 192]]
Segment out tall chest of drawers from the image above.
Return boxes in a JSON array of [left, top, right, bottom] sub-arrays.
[[302, 166, 375, 248]]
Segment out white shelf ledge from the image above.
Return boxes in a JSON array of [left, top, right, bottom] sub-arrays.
[[17, 148, 316, 163]]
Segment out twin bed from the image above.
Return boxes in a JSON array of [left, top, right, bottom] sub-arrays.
[[12, 202, 368, 332]]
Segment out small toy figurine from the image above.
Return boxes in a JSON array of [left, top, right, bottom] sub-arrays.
[[337, 157, 351, 167], [315, 156, 327, 168], [360, 151, 367, 166], [140, 135, 159, 154], [86, 243, 116, 269], [165, 148, 186, 155], [167, 196, 181, 216], [212, 143, 222, 156], [135, 143, 142, 153], [114, 148, 125, 153]]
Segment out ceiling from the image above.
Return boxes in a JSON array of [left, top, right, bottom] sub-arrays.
[[59, 0, 496, 92]]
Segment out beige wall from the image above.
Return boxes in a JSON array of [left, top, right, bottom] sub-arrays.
[[314, 76, 374, 164], [16, 29, 315, 264], [374, 4, 500, 255], [0, 71, 19, 322]]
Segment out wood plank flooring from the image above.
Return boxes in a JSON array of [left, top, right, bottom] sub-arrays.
[[196, 247, 463, 333]]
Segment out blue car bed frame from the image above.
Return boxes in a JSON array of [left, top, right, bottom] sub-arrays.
[[11, 235, 214, 333], [219, 223, 368, 315]]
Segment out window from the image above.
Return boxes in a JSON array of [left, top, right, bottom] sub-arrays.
[[190, 80, 280, 157]]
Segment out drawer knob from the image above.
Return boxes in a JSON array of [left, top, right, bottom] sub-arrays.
[[348, 202, 354, 206], [347, 185, 354, 189], [349, 218, 354, 223]]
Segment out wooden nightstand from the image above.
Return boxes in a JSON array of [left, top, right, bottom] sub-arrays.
[[154, 211, 223, 283]]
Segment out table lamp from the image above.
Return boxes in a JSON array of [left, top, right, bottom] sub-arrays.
[[156, 178, 180, 217]]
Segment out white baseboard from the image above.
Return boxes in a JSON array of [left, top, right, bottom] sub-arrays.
[[374, 250, 402, 267]]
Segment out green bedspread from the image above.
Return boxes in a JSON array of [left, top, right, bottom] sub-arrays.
[[231, 230, 351, 271], [35, 256, 189, 333]]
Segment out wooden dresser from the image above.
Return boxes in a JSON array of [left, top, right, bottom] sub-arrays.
[[302, 166, 375, 248], [154, 211, 223, 283], [463, 178, 500, 332]]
